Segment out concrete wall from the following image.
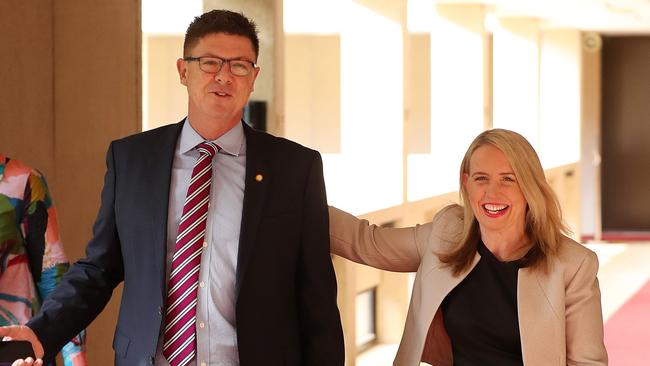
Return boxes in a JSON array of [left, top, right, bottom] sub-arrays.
[[144, 35, 187, 129], [284, 35, 341, 153], [0, 1, 141, 363]]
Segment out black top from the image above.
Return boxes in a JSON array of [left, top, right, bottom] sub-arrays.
[[441, 240, 524, 366]]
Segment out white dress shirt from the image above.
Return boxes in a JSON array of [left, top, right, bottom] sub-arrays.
[[155, 119, 246, 366]]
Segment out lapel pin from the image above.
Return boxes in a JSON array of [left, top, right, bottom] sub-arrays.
[[255, 174, 264, 182]]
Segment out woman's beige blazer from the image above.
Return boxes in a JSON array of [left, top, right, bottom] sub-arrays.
[[329, 204, 608, 366]]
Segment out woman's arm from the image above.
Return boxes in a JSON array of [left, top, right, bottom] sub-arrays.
[[329, 206, 433, 272], [565, 249, 608, 365], [25, 172, 87, 366]]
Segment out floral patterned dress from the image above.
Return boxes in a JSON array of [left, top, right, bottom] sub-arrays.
[[0, 154, 86, 365]]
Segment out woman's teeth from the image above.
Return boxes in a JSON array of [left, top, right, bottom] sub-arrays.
[[483, 203, 508, 214]]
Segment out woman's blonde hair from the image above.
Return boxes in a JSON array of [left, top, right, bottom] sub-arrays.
[[439, 128, 569, 275]]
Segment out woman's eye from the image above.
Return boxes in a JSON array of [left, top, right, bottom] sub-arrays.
[[474, 176, 488, 181], [503, 176, 515, 182]]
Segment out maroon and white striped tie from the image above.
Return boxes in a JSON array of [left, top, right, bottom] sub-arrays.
[[163, 141, 219, 366]]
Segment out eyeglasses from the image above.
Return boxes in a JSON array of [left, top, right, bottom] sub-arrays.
[[183, 56, 257, 76]]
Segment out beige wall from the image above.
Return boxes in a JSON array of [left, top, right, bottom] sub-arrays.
[[580, 34, 602, 240], [285, 35, 341, 153], [406, 34, 431, 155], [0, 1, 141, 364], [144, 35, 187, 129], [547, 163, 581, 237]]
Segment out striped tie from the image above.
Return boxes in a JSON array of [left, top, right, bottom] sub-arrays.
[[163, 141, 219, 366]]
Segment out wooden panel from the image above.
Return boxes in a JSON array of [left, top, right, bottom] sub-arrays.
[[0, 0, 54, 176], [53, 1, 141, 363]]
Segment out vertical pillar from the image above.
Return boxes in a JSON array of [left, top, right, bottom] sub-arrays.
[[0, 1, 55, 176], [580, 33, 602, 241], [53, 1, 141, 364], [492, 18, 540, 146], [407, 4, 486, 200]]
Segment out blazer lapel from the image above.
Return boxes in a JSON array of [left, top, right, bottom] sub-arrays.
[[396, 251, 480, 366], [518, 267, 562, 365], [146, 121, 184, 296], [236, 122, 270, 295]]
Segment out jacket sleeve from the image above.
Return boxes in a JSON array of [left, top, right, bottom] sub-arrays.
[[25, 171, 87, 366], [297, 152, 345, 365], [27, 142, 125, 364], [328, 205, 447, 272], [564, 249, 608, 365]]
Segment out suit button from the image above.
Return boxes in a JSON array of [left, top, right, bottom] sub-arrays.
[[149, 356, 155, 364]]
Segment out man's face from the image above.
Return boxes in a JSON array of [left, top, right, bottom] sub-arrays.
[[177, 33, 259, 126]]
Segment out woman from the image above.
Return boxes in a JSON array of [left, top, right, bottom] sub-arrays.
[[0, 154, 86, 365], [329, 129, 607, 365]]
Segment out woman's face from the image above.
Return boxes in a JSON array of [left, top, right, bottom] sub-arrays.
[[462, 144, 528, 237]]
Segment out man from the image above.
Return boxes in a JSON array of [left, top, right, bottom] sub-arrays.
[[0, 9, 344, 366]]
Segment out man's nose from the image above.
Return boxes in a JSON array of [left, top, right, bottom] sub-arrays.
[[214, 62, 232, 83]]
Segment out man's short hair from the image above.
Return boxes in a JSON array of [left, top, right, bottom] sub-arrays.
[[184, 9, 259, 60]]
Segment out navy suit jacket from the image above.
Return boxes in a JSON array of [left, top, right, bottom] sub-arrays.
[[27, 121, 344, 365]]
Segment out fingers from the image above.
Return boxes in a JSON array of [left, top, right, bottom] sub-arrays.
[[12, 358, 42, 366], [0, 325, 45, 359], [11, 357, 43, 366]]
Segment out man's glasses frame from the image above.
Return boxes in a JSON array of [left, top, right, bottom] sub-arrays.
[[183, 56, 257, 76]]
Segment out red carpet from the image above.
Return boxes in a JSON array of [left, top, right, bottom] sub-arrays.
[[604, 279, 650, 365]]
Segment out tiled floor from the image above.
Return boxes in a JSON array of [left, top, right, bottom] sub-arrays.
[[357, 242, 650, 366]]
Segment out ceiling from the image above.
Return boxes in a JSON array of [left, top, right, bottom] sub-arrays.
[[438, 0, 650, 33]]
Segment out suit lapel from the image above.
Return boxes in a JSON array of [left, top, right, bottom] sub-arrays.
[[146, 121, 184, 295], [518, 267, 561, 365], [236, 122, 270, 295], [397, 251, 480, 366]]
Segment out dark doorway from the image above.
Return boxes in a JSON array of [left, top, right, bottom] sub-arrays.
[[601, 36, 650, 237]]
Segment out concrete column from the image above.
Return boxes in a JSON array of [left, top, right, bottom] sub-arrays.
[[538, 28, 582, 236], [407, 4, 487, 201], [579, 33, 602, 241], [492, 17, 541, 146]]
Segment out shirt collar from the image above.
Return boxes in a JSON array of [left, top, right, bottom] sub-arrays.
[[179, 118, 246, 157]]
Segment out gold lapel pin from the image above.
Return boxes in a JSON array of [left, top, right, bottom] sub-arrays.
[[255, 174, 264, 182]]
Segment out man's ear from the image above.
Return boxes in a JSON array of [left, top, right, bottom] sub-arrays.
[[177, 58, 188, 86], [250, 66, 260, 93]]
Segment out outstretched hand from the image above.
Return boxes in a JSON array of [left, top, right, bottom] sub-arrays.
[[0, 325, 44, 366]]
